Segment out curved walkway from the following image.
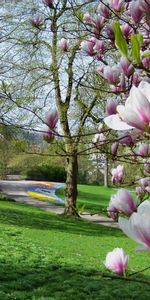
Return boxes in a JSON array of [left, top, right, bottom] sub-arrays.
[[0, 180, 118, 228]]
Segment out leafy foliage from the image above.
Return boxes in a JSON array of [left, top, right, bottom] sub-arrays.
[[26, 164, 66, 182]]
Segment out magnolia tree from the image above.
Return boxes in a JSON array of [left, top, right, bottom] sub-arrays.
[[80, 0, 150, 276], [0, 0, 110, 216]]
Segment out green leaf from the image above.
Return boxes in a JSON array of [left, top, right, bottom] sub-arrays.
[[136, 33, 143, 46], [130, 34, 140, 64], [142, 51, 150, 58], [114, 21, 128, 57]]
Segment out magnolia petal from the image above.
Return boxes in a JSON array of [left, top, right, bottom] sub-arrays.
[[119, 215, 141, 244], [104, 114, 133, 130], [139, 81, 150, 103], [136, 245, 150, 251], [128, 85, 150, 122], [137, 200, 150, 215], [119, 205, 150, 250], [117, 106, 144, 130]]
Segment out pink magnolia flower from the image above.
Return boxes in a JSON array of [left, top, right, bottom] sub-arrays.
[[97, 3, 111, 18], [129, 0, 143, 23], [31, 15, 43, 28], [105, 25, 115, 40], [122, 24, 133, 39], [119, 200, 150, 250], [93, 133, 106, 144], [107, 188, 137, 216], [144, 160, 150, 174], [120, 57, 134, 77], [106, 98, 118, 116], [94, 15, 105, 30], [118, 131, 138, 145], [119, 74, 126, 90], [104, 81, 150, 131], [103, 65, 120, 85], [83, 13, 93, 24], [111, 165, 124, 184], [43, 109, 58, 143], [136, 186, 143, 196], [80, 38, 96, 56], [142, 56, 150, 69], [104, 248, 129, 275], [93, 40, 105, 54], [108, 0, 123, 11], [137, 143, 149, 157], [110, 85, 121, 94], [132, 72, 141, 85], [111, 142, 118, 157], [45, 109, 58, 129], [59, 38, 69, 51], [43, 128, 54, 143], [139, 177, 150, 194]]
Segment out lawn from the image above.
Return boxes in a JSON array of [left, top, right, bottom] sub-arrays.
[[0, 196, 150, 300], [56, 184, 128, 214]]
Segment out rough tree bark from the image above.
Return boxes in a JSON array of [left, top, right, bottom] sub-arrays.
[[64, 150, 79, 216]]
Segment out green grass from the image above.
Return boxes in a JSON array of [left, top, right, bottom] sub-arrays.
[[56, 185, 122, 214], [0, 197, 150, 299]]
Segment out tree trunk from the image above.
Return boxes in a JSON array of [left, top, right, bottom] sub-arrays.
[[104, 155, 109, 188], [64, 152, 79, 216]]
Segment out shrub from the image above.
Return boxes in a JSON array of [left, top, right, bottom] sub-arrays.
[[26, 164, 66, 182]]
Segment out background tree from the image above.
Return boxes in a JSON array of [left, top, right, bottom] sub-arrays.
[[0, 0, 107, 216]]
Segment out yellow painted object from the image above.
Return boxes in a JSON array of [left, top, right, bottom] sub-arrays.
[[27, 191, 56, 201], [32, 182, 55, 187]]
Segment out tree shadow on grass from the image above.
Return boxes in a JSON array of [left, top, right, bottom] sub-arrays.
[[0, 204, 121, 237], [0, 261, 150, 300]]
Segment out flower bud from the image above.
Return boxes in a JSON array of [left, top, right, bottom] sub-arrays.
[[129, 1, 143, 23], [43, 128, 54, 143], [97, 3, 111, 18], [120, 57, 134, 77], [111, 165, 124, 184], [142, 56, 150, 69], [106, 98, 118, 115], [43, 0, 54, 8], [144, 160, 150, 174], [93, 40, 105, 54], [111, 142, 118, 157], [45, 109, 58, 129], [80, 38, 96, 56], [105, 25, 115, 40], [83, 13, 93, 24], [122, 23, 133, 39], [94, 15, 105, 30], [103, 65, 120, 85], [59, 38, 69, 51], [137, 143, 149, 157], [31, 15, 43, 28], [108, 0, 123, 12]]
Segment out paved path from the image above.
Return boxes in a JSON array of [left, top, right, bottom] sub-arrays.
[[0, 180, 118, 228]]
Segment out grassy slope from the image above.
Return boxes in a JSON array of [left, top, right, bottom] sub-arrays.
[[56, 185, 120, 214], [0, 198, 150, 300]]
